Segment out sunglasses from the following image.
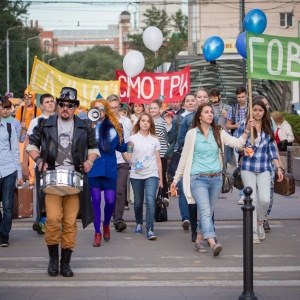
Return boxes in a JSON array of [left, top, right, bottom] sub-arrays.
[[24, 94, 33, 99], [60, 92, 76, 101], [58, 102, 76, 109], [96, 107, 106, 111]]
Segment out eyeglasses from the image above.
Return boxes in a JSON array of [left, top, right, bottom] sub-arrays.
[[58, 102, 76, 109], [110, 106, 119, 110], [59, 92, 76, 101], [24, 94, 33, 99]]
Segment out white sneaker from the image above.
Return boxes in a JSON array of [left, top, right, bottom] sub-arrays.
[[258, 223, 266, 240], [238, 196, 244, 205], [182, 220, 190, 230], [253, 233, 260, 244]]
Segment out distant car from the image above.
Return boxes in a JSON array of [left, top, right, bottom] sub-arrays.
[[292, 102, 300, 115]]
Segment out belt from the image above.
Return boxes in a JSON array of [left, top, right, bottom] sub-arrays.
[[197, 172, 222, 177]]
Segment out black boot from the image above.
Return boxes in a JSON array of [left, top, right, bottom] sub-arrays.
[[60, 248, 73, 277], [47, 244, 59, 276]]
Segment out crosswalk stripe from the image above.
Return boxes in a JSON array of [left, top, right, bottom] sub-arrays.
[[0, 280, 300, 288], [0, 266, 299, 274], [12, 224, 284, 230], [0, 254, 295, 262]]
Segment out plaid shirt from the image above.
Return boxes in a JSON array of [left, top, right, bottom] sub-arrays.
[[227, 105, 248, 137], [236, 123, 278, 173]]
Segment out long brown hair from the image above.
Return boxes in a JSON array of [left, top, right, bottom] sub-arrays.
[[132, 112, 157, 136], [246, 99, 274, 140], [192, 103, 222, 148], [90, 99, 123, 144]]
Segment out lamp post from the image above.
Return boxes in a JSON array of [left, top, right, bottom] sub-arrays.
[[48, 57, 56, 65], [42, 52, 52, 62], [26, 35, 40, 86], [6, 25, 21, 93]]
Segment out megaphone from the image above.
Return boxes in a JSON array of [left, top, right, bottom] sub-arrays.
[[88, 108, 100, 121]]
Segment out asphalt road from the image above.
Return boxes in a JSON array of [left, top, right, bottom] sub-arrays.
[[1, 180, 300, 299]]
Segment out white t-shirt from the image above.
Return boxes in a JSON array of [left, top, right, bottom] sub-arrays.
[[129, 132, 160, 179], [27, 113, 53, 136]]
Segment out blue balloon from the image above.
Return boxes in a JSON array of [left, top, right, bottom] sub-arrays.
[[203, 36, 224, 61], [236, 32, 247, 59], [244, 8, 267, 34]]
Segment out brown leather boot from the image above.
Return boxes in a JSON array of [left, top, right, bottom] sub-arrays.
[[103, 224, 110, 242], [93, 233, 101, 247]]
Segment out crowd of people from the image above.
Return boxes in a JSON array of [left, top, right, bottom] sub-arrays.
[[0, 85, 294, 276]]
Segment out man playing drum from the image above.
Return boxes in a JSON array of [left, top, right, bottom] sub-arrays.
[[27, 87, 99, 277]]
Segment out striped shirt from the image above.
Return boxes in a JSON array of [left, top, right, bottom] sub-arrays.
[[236, 123, 278, 173], [154, 117, 168, 157]]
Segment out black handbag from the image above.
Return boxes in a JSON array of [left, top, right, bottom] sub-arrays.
[[155, 188, 168, 222], [233, 166, 244, 190], [277, 140, 292, 151], [167, 147, 182, 182], [220, 143, 234, 194]]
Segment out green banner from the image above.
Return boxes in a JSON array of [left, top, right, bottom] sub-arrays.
[[247, 32, 300, 81]]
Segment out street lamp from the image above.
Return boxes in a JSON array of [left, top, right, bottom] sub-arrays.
[[48, 57, 56, 65], [42, 52, 52, 62], [6, 25, 21, 93], [26, 35, 40, 86]]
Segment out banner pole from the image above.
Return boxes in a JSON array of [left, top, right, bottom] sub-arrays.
[[247, 78, 254, 146]]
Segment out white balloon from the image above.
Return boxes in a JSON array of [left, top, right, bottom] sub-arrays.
[[122, 50, 145, 78], [143, 26, 163, 52]]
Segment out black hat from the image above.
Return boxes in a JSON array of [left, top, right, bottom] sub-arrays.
[[56, 87, 80, 106]]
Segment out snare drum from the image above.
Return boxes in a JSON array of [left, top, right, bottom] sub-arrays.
[[41, 170, 83, 196]]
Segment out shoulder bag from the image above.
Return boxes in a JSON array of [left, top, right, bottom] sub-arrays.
[[155, 188, 168, 222], [220, 140, 234, 194]]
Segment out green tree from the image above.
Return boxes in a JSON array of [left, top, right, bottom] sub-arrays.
[[128, 6, 187, 72], [53, 46, 123, 81], [0, 1, 43, 97]]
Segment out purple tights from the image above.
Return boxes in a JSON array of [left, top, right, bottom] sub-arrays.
[[90, 188, 116, 233]]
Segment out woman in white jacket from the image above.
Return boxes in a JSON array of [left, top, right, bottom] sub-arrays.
[[170, 103, 253, 256], [271, 111, 294, 145]]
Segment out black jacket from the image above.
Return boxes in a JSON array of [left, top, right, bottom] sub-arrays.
[[29, 114, 98, 229]]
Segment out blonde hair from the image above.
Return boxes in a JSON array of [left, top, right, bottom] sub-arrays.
[[271, 111, 285, 125], [90, 99, 123, 144]]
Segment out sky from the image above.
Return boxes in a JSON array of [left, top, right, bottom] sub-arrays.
[[26, 0, 139, 31]]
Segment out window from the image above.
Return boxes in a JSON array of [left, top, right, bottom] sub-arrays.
[[280, 13, 293, 28]]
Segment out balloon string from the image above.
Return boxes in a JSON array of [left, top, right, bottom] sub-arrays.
[[155, 51, 158, 73], [128, 78, 131, 105]]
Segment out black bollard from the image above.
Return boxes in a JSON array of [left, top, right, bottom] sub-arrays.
[[239, 187, 257, 300]]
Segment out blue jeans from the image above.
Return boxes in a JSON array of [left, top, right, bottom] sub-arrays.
[[130, 177, 159, 231], [0, 171, 17, 238], [225, 145, 232, 165], [190, 174, 222, 239], [177, 178, 190, 222]]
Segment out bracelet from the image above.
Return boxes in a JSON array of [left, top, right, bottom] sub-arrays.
[[34, 156, 41, 163], [35, 158, 44, 166], [244, 130, 250, 135], [277, 166, 284, 172], [86, 159, 93, 167]]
